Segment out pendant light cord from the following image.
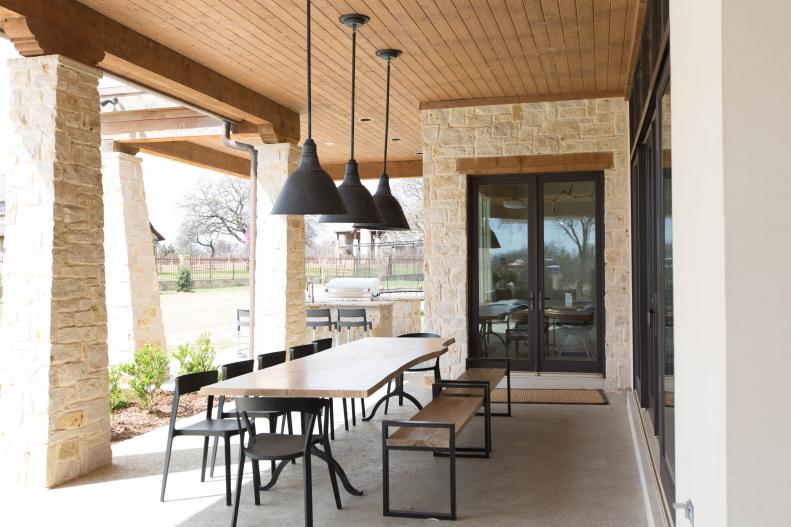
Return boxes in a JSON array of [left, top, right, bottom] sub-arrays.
[[306, 0, 312, 140], [350, 24, 357, 160], [382, 57, 391, 172]]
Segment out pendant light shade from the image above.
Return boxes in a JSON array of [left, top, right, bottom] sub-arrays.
[[353, 49, 410, 231], [271, 0, 347, 216], [319, 14, 384, 225]]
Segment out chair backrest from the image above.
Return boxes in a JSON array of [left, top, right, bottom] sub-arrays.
[[306, 308, 333, 328], [221, 359, 254, 380], [237, 309, 250, 329], [235, 397, 329, 442], [288, 343, 315, 361], [398, 332, 441, 338], [337, 308, 368, 328], [257, 350, 286, 370], [313, 337, 333, 353], [174, 370, 219, 396]]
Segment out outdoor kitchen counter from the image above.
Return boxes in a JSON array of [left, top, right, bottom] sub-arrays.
[[306, 297, 422, 338]]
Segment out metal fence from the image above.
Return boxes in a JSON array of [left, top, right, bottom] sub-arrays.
[[156, 256, 250, 282], [305, 241, 424, 292]]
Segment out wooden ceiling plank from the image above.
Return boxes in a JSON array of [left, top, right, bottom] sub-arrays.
[[557, 0, 585, 92], [491, 0, 543, 95], [376, 0, 475, 100], [415, 0, 505, 98], [521, 0, 562, 94], [606, 0, 629, 91], [576, 0, 597, 92], [621, 0, 647, 94], [473, 0, 536, 95], [502, 0, 551, 94], [323, 159, 422, 180], [453, 0, 524, 96], [593, 0, 611, 91], [540, 0, 574, 93], [128, 140, 251, 178]]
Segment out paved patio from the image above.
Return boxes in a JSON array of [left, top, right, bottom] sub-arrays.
[[6, 388, 649, 526]]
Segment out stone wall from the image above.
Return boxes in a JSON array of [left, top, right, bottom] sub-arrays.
[[422, 98, 631, 390], [102, 152, 166, 363], [255, 144, 307, 353], [0, 55, 110, 487]]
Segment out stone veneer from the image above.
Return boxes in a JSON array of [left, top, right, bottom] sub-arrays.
[[422, 98, 631, 390], [255, 144, 307, 352], [0, 55, 110, 486], [102, 152, 166, 363]]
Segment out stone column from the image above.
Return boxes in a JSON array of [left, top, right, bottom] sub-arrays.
[[0, 55, 110, 487], [254, 144, 306, 353], [102, 152, 166, 363]]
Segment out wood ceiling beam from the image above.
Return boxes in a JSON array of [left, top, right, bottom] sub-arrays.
[[419, 89, 624, 111], [117, 140, 250, 179], [323, 160, 423, 181], [0, 0, 300, 144]]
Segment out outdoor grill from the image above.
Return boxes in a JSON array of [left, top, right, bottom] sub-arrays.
[[324, 277, 380, 300]]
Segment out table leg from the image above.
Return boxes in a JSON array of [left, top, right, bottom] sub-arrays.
[[363, 374, 423, 422], [258, 449, 363, 497]]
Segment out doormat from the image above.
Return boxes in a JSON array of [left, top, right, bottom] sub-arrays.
[[491, 388, 608, 405]]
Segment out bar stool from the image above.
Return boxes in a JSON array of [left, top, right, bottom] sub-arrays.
[[337, 308, 372, 344], [306, 308, 337, 343]]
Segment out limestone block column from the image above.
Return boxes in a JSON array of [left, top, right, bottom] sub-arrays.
[[0, 55, 110, 487], [102, 152, 166, 363], [254, 144, 306, 353]]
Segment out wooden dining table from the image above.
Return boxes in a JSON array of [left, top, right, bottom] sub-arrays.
[[200, 336, 455, 496]]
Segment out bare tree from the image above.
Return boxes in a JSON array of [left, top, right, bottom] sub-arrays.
[[384, 178, 424, 242], [178, 178, 250, 255]]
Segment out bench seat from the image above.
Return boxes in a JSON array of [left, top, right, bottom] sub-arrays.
[[442, 368, 506, 396], [386, 394, 484, 448]]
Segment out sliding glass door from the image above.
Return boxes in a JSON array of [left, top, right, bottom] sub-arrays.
[[468, 174, 604, 374]]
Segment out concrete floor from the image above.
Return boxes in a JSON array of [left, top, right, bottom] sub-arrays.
[[7, 387, 649, 527]]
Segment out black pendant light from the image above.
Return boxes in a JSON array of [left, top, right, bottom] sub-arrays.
[[271, 0, 347, 216], [354, 49, 410, 231], [319, 14, 384, 225]]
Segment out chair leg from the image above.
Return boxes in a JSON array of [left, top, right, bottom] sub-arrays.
[[224, 435, 233, 506], [269, 417, 278, 474], [360, 398, 366, 420], [398, 373, 404, 407], [329, 400, 336, 440], [200, 436, 209, 482], [160, 431, 175, 502], [304, 448, 314, 527], [209, 436, 219, 478], [251, 459, 261, 506], [232, 448, 246, 527], [342, 399, 349, 431], [351, 398, 356, 427]]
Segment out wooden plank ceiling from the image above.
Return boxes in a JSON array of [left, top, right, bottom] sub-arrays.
[[78, 0, 642, 165]]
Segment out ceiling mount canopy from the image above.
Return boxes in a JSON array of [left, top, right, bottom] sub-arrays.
[[319, 14, 384, 225], [271, 0, 347, 216], [354, 48, 410, 231]]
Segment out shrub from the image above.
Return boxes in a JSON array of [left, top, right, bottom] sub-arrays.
[[121, 343, 170, 411], [176, 266, 194, 292], [172, 332, 217, 375], [108, 365, 129, 413]]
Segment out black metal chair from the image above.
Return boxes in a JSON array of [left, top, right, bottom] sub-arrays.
[[312, 337, 333, 353], [384, 332, 442, 413], [289, 343, 316, 361], [209, 360, 289, 478], [231, 397, 342, 527], [160, 370, 240, 506], [306, 308, 336, 342], [336, 308, 372, 343], [257, 350, 286, 370]]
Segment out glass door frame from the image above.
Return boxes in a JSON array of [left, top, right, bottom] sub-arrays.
[[467, 172, 606, 375]]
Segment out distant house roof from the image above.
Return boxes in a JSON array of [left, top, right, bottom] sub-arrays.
[[150, 222, 165, 242]]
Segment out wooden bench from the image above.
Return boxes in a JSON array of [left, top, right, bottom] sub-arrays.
[[382, 381, 492, 521], [445, 358, 512, 417]]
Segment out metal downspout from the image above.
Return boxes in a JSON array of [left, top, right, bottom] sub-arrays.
[[222, 122, 257, 361]]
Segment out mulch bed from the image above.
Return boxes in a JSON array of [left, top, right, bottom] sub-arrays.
[[111, 392, 208, 443]]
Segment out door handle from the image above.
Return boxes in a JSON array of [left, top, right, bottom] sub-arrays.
[[538, 290, 544, 312], [528, 291, 535, 311]]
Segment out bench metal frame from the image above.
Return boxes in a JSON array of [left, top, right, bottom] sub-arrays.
[[381, 381, 491, 521], [465, 357, 512, 417]]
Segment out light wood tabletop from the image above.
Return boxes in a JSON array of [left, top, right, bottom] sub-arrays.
[[200, 336, 455, 399]]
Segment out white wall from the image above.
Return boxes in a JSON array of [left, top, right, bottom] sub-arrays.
[[672, 0, 791, 525]]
